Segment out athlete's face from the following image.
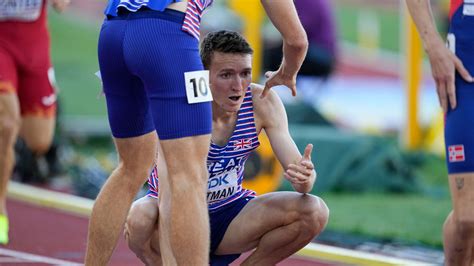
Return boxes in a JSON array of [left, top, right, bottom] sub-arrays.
[[209, 52, 252, 112]]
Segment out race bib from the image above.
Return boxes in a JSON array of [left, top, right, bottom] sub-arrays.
[[0, 0, 42, 21], [464, 0, 474, 16], [207, 169, 239, 203], [446, 33, 456, 54], [184, 70, 213, 104]]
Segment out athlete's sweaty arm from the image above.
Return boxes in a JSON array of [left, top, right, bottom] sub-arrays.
[[253, 84, 316, 193], [406, 0, 472, 113], [260, 0, 308, 98]]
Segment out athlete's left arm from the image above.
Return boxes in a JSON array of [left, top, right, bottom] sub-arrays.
[[51, 0, 70, 13], [253, 86, 316, 193]]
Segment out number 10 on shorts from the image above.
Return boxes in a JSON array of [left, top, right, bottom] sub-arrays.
[[184, 70, 213, 104]]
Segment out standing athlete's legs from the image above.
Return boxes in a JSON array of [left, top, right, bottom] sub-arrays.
[[158, 135, 210, 265], [125, 136, 211, 266], [215, 192, 329, 265], [17, 66, 57, 156], [443, 173, 474, 266], [86, 132, 158, 265], [442, 33, 474, 264], [0, 93, 20, 243], [0, 44, 56, 244], [121, 12, 211, 265], [0, 47, 21, 245], [122, 137, 211, 266], [85, 17, 160, 264]]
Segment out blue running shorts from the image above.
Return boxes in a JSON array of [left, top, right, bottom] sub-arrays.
[[98, 8, 212, 139], [144, 192, 252, 265], [209, 196, 253, 266], [445, 5, 474, 173]]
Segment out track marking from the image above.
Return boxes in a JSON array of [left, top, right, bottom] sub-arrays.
[[7, 181, 434, 265], [0, 247, 82, 265], [297, 243, 434, 266], [0, 256, 33, 263], [7, 182, 93, 217]]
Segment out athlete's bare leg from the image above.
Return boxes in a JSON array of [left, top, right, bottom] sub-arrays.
[[158, 134, 210, 265], [125, 197, 161, 266], [19, 116, 55, 155], [0, 93, 20, 216], [444, 173, 474, 266], [85, 131, 158, 265], [216, 192, 329, 265]]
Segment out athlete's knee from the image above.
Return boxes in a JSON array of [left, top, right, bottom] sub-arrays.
[[451, 211, 474, 235], [298, 195, 329, 236], [115, 132, 158, 178], [126, 201, 157, 237], [23, 135, 53, 155]]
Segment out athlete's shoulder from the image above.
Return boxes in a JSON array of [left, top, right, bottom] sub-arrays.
[[250, 83, 283, 110], [250, 83, 286, 128]]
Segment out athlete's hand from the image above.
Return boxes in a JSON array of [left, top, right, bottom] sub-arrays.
[[426, 40, 473, 113], [284, 144, 316, 193], [261, 69, 297, 98], [51, 0, 70, 13]]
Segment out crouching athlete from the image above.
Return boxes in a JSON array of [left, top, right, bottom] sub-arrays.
[[125, 30, 329, 265]]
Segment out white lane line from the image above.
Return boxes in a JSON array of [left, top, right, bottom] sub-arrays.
[[0, 248, 82, 265], [0, 256, 34, 263], [297, 243, 434, 266], [7, 182, 93, 217]]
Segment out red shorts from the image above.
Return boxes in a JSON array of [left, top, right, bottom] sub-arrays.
[[0, 2, 56, 118]]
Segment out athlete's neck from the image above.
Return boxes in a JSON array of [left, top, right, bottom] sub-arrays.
[[212, 108, 238, 146]]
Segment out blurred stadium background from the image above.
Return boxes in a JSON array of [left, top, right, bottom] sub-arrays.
[[9, 0, 454, 264]]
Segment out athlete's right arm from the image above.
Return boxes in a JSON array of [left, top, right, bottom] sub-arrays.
[[260, 0, 308, 98], [253, 85, 316, 193], [406, 0, 472, 113]]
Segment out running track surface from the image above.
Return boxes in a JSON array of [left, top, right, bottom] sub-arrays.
[[2, 198, 337, 266]]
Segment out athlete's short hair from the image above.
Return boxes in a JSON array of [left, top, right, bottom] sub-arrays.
[[200, 30, 253, 69]]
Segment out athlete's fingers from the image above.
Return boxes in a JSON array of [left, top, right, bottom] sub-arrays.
[[261, 71, 276, 98], [300, 161, 314, 171], [303, 144, 313, 161], [286, 169, 309, 182], [454, 56, 473, 83], [261, 83, 271, 98], [283, 172, 298, 183], [447, 76, 457, 111], [289, 85, 297, 97], [288, 164, 312, 176], [284, 172, 306, 184], [436, 80, 448, 113]]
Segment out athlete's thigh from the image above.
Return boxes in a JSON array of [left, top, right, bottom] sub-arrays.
[[0, 93, 20, 130], [0, 47, 20, 122], [445, 12, 474, 175], [16, 29, 56, 118], [215, 192, 305, 254], [98, 18, 154, 139], [445, 14, 474, 219], [0, 45, 18, 95], [15, 59, 56, 152]]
